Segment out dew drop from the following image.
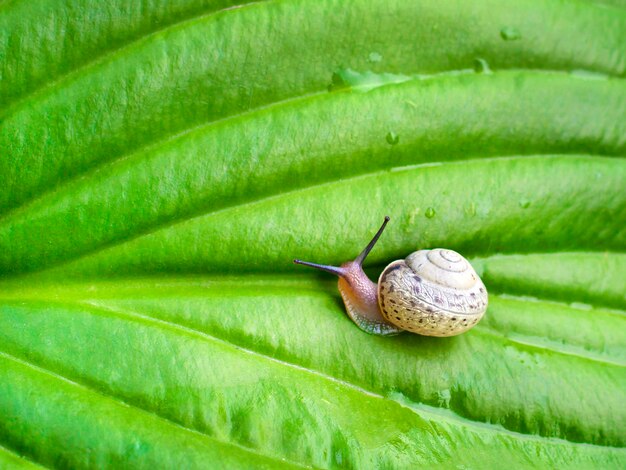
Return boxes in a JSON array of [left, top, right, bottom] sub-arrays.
[[473, 58, 492, 74], [519, 199, 531, 209], [466, 202, 476, 216], [425, 207, 436, 218], [437, 389, 451, 408], [569, 69, 609, 81], [570, 302, 593, 311], [407, 207, 420, 225], [328, 71, 347, 91], [329, 68, 412, 93], [386, 131, 400, 145], [368, 52, 382, 63], [500, 27, 521, 41]]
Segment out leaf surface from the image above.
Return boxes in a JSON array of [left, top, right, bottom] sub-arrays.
[[1, 0, 625, 468]]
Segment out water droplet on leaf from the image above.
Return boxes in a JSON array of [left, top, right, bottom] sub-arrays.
[[466, 202, 477, 216], [569, 69, 609, 81], [570, 302, 592, 311], [437, 389, 451, 408], [386, 131, 399, 145], [500, 27, 521, 41], [328, 71, 348, 91], [368, 52, 382, 63], [330, 68, 412, 93], [473, 58, 492, 74], [425, 207, 436, 218]]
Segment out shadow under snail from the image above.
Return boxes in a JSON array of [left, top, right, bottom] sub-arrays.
[[294, 216, 488, 336]]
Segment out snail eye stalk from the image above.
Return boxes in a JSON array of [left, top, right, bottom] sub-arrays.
[[292, 259, 346, 277], [354, 216, 390, 266]]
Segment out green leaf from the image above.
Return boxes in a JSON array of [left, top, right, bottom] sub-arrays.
[[1, 0, 625, 468]]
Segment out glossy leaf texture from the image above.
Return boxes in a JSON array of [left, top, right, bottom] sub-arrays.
[[1, 0, 625, 468]]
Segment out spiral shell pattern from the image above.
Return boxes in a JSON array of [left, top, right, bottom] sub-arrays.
[[378, 249, 487, 337]]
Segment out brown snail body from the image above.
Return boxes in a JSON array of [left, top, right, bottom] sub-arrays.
[[294, 217, 487, 336]]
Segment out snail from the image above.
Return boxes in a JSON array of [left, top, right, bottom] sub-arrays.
[[294, 216, 488, 336]]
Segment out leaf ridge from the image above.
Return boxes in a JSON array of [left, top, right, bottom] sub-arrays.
[[86, 296, 624, 371], [0, 350, 312, 469], [26, 154, 624, 276], [2, 68, 623, 225], [78, 300, 624, 444], [3, 0, 625, 122], [0, 88, 326, 227], [0, 0, 266, 121]]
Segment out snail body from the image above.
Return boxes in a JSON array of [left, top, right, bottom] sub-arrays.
[[294, 217, 487, 337]]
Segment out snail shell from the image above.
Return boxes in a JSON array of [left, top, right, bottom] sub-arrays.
[[378, 249, 488, 337]]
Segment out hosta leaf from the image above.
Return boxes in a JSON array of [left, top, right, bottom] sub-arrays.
[[1, 0, 625, 468]]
